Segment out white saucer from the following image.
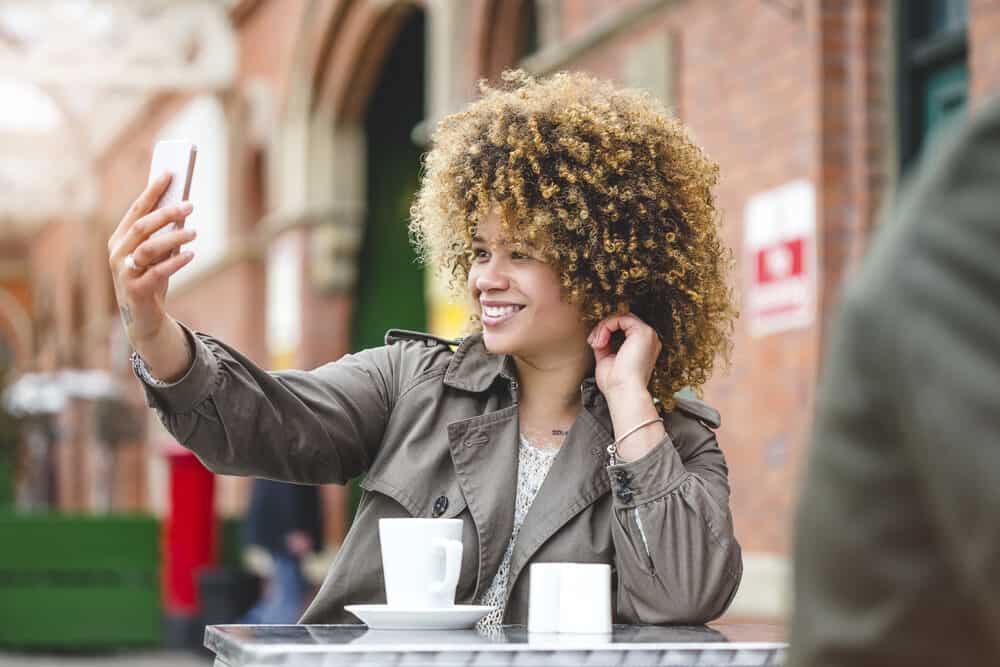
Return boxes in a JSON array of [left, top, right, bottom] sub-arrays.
[[344, 604, 495, 630]]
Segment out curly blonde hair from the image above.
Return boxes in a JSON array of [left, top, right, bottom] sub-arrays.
[[410, 70, 735, 410]]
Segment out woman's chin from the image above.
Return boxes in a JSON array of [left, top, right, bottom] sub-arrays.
[[481, 329, 518, 355]]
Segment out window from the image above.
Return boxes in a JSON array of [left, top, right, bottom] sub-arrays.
[[897, 0, 968, 172]]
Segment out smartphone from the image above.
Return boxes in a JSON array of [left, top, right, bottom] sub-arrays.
[[147, 140, 197, 239]]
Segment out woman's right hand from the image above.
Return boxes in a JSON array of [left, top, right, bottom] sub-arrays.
[[108, 173, 197, 374]]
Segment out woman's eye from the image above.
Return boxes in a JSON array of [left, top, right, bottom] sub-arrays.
[[511, 252, 530, 261], [473, 249, 489, 260]]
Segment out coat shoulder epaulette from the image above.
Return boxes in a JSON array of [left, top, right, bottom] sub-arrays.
[[671, 395, 722, 429], [384, 329, 463, 349]]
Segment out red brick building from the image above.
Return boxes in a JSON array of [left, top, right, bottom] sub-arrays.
[[0, 0, 993, 619]]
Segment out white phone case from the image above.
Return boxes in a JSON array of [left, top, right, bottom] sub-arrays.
[[147, 140, 197, 239]]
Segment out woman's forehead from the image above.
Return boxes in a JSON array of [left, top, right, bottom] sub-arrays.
[[470, 225, 535, 251], [471, 215, 505, 244], [470, 206, 536, 246]]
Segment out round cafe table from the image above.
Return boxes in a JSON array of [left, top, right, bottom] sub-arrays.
[[205, 622, 786, 666]]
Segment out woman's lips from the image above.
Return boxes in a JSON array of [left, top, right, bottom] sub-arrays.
[[481, 304, 523, 327]]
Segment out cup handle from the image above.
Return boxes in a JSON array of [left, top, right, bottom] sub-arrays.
[[428, 538, 462, 595]]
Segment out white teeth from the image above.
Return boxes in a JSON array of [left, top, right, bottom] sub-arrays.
[[483, 305, 520, 318]]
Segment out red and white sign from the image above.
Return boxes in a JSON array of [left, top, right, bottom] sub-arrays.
[[744, 180, 817, 337]]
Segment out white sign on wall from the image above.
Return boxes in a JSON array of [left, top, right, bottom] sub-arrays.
[[744, 180, 817, 338]]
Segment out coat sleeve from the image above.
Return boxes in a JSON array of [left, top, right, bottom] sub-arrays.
[[136, 322, 409, 484], [607, 404, 742, 625]]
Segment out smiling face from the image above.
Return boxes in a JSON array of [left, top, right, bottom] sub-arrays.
[[468, 208, 590, 362]]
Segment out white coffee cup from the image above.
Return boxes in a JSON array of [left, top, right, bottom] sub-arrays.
[[528, 562, 612, 634], [378, 518, 463, 609]]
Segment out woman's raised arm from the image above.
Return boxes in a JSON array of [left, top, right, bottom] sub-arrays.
[[137, 327, 402, 485]]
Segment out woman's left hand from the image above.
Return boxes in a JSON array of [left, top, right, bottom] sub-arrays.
[[588, 313, 663, 398]]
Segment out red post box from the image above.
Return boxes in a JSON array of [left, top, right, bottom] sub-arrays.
[[162, 442, 216, 644]]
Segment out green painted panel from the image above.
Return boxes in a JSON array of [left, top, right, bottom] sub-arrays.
[[351, 13, 427, 354]]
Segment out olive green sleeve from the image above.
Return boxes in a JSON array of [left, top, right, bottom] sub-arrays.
[[135, 322, 400, 484], [608, 421, 742, 624]]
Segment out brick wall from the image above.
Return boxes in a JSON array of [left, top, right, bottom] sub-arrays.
[[672, 0, 822, 556], [970, 0, 1000, 104]]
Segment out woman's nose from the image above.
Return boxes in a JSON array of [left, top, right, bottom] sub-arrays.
[[474, 259, 509, 292]]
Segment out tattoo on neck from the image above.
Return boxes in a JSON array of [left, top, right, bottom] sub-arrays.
[[120, 304, 134, 326]]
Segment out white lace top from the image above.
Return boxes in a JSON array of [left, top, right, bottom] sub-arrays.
[[476, 433, 559, 628]]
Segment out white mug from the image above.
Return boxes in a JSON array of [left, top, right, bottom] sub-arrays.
[[378, 518, 463, 609], [528, 562, 612, 634]]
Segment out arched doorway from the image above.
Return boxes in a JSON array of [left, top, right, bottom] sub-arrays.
[[351, 10, 428, 352]]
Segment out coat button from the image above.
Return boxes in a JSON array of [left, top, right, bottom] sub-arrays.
[[432, 496, 449, 517], [464, 430, 489, 447]]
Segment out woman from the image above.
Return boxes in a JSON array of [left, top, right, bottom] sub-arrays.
[[108, 70, 741, 625]]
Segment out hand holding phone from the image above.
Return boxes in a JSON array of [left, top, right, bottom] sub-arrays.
[[108, 140, 199, 378]]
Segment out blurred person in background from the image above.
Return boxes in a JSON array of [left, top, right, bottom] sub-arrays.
[[107, 70, 741, 626], [239, 478, 323, 624], [790, 96, 1000, 665]]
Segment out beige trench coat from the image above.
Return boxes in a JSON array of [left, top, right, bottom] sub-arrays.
[[139, 327, 742, 625]]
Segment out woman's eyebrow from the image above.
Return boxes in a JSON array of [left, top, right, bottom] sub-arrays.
[[471, 235, 508, 247]]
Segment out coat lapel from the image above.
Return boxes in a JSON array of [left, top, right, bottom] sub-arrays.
[[447, 406, 519, 598], [441, 336, 615, 599], [505, 401, 613, 593]]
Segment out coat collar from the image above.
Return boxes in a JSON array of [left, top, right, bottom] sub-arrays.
[[443, 332, 605, 407], [443, 333, 510, 392]]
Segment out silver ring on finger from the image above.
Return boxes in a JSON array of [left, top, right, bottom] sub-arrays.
[[124, 254, 145, 273]]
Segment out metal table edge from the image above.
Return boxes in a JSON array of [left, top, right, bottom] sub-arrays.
[[205, 624, 788, 657]]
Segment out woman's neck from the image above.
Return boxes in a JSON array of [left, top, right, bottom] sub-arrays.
[[512, 347, 593, 439]]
